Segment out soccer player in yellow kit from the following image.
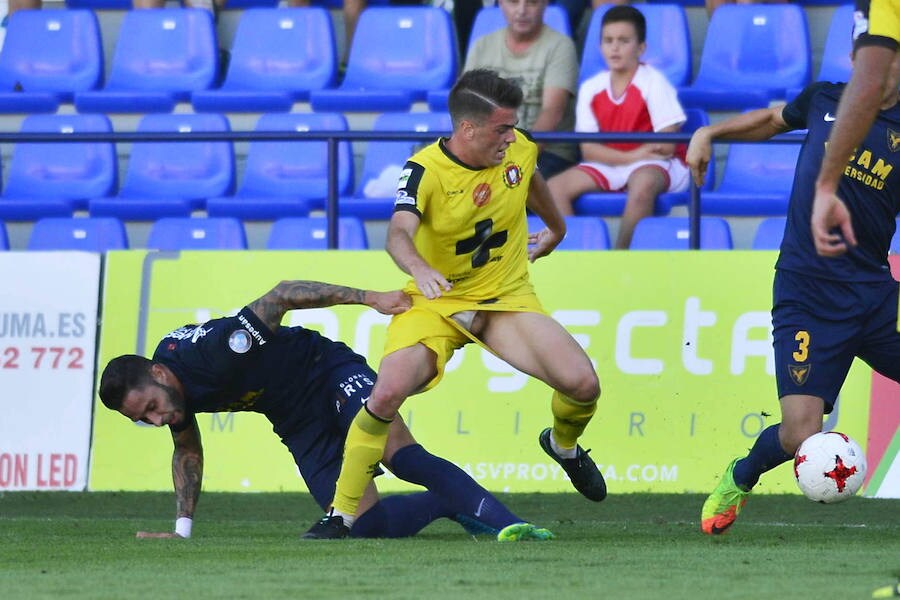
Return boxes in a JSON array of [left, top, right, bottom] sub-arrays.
[[304, 69, 607, 539], [812, 0, 900, 256]]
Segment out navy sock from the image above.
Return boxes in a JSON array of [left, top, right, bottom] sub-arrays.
[[732, 424, 793, 490], [350, 492, 451, 538], [389, 443, 523, 533]]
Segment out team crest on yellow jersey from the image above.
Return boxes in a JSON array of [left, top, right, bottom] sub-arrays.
[[503, 162, 523, 189], [472, 182, 491, 207], [888, 129, 900, 152], [788, 364, 810, 386]]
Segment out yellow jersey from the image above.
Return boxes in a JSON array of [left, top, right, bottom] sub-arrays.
[[393, 129, 538, 300]]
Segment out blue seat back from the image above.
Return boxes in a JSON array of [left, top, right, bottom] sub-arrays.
[[240, 112, 352, 199], [528, 216, 610, 250], [357, 112, 452, 198], [106, 9, 217, 93], [0, 221, 7, 250], [818, 4, 853, 82], [7, 114, 116, 199], [752, 216, 787, 250], [693, 5, 810, 94], [147, 217, 247, 250], [717, 142, 801, 193], [469, 4, 571, 46], [224, 8, 336, 92], [267, 217, 368, 249], [343, 7, 457, 93], [580, 4, 691, 86], [0, 9, 102, 94], [121, 113, 234, 199], [28, 217, 128, 251], [630, 216, 733, 250]]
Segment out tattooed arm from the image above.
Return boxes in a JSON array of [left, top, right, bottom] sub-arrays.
[[247, 280, 412, 332], [136, 416, 203, 539]]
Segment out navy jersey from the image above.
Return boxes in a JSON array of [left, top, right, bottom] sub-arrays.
[[152, 307, 365, 438], [776, 82, 900, 282]]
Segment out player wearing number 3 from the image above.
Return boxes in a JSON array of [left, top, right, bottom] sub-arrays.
[[304, 69, 607, 539]]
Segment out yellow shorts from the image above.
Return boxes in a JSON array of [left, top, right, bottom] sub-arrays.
[[383, 292, 546, 391]]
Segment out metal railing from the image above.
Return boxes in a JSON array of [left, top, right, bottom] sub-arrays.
[[0, 128, 806, 249]]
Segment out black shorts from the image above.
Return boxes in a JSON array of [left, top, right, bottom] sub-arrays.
[[772, 269, 900, 412], [279, 361, 377, 509]]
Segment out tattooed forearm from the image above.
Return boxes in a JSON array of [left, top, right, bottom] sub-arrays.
[[249, 280, 367, 331], [172, 423, 203, 518]]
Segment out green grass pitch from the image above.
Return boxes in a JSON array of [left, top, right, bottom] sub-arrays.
[[2, 491, 898, 600]]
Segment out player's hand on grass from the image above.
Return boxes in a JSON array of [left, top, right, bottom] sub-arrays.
[[411, 266, 452, 299], [811, 187, 857, 257], [528, 227, 562, 262], [367, 290, 412, 315], [136, 531, 185, 539]]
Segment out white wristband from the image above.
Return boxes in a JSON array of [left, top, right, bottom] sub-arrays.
[[175, 517, 193, 538]]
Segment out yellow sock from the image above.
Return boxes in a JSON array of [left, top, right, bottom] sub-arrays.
[[332, 407, 391, 516], [550, 391, 596, 449]]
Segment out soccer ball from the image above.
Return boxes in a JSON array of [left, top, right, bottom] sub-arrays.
[[794, 431, 867, 503]]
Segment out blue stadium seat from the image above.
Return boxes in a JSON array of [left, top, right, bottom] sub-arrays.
[[90, 113, 234, 220], [192, 8, 337, 113], [267, 216, 368, 250], [580, 4, 691, 87], [65, 0, 131, 7], [629, 216, 733, 250], [206, 112, 350, 220], [469, 4, 570, 45], [699, 141, 801, 216], [752, 216, 787, 250], [0, 9, 102, 113], [527, 215, 610, 250], [310, 7, 457, 112], [678, 5, 811, 111], [75, 9, 218, 113], [0, 114, 116, 221], [218, 0, 279, 7], [27, 217, 128, 251], [0, 221, 7, 250], [340, 111, 452, 220], [573, 108, 711, 217], [818, 4, 853, 83], [147, 217, 247, 250]]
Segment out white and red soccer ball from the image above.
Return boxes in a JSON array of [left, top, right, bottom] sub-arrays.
[[794, 431, 867, 503]]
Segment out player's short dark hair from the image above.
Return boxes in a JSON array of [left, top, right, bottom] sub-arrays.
[[448, 69, 523, 128], [99, 354, 154, 410], [601, 5, 646, 44]]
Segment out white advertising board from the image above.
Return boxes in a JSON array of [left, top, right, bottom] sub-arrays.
[[0, 252, 100, 490]]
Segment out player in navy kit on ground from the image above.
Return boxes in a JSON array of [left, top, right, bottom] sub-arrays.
[[98, 279, 552, 542], [686, 51, 900, 535]]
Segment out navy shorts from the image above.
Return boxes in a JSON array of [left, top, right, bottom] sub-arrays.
[[279, 361, 376, 510], [772, 269, 900, 412]]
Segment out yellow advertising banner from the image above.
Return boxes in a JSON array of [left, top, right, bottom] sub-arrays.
[[90, 250, 871, 496]]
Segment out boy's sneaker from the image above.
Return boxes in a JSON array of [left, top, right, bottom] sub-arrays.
[[700, 458, 750, 535], [538, 428, 607, 502], [497, 522, 554, 542], [301, 512, 350, 539]]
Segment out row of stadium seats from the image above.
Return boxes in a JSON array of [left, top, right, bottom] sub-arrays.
[[0, 4, 854, 114], [0, 109, 805, 222], [0, 215, 801, 252], [2, 216, 370, 250], [0, 111, 451, 222]]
